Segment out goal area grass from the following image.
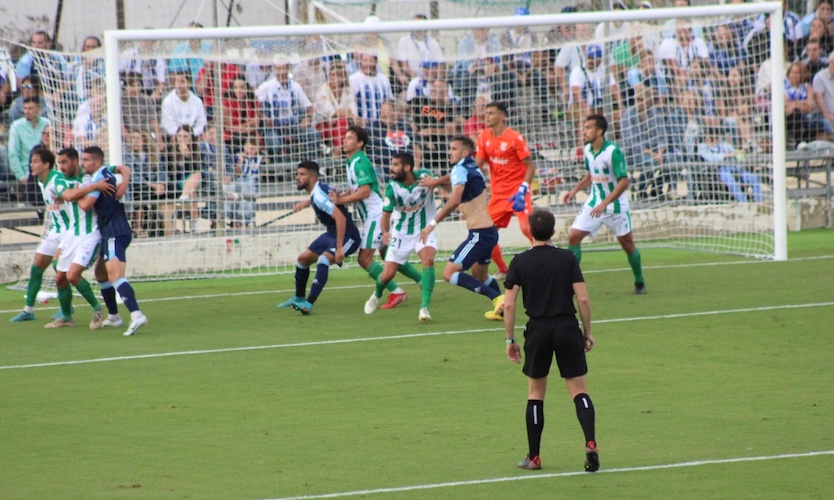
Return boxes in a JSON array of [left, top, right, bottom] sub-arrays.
[[0, 229, 832, 499]]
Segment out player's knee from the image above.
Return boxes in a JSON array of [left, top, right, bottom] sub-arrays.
[[357, 252, 372, 269], [317, 254, 332, 266], [55, 273, 69, 288]]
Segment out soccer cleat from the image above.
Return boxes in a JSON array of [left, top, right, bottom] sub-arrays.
[[102, 316, 124, 328], [44, 317, 76, 328], [484, 310, 503, 321], [493, 271, 507, 281], [89, 308, 104, 330], [380, 292, 408, 310], [485, 294, 505, 320], [124, 313, 148, 336], [633, 282, 647, 295], [10, 311, 36, 322], [292, 300, 313, 315], [364, 293, 380, 315], [52, 306, 75, 321], [277, 296, 305, 308], [585, 444, 600, 472], [518, 455, 542, 470], [418, 307, 432, 322]]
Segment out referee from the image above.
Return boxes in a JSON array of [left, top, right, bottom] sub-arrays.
[[503, 208, 598, 472]]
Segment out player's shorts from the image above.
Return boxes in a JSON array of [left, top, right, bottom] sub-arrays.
[[384, 230, 437, 265], [522, 316, 588, 379], [449, 226, 498, 270], [359, 217, 383, 250], [56, 231, 101, 273], [100, 235, 132, 263], [35, 230, 63, 257], [308, 228, 361, 260], [488, 194, 531, 229], [571, 206, 633, 238]]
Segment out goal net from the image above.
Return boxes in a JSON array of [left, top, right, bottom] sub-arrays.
[[12, 2, 785, 281]]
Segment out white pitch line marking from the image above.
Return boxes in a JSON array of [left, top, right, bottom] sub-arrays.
[[0, 301, 832, 371], [262, 450, 834, 500]]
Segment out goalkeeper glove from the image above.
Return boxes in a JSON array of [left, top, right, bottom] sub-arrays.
[[509, 183, 529, 212]]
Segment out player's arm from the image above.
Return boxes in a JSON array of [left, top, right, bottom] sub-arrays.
[[331, 207, 347, 265], [573, 281, 594, 352], [564, 172, 592, 205], [61, 178, 114, 203], [293, 199, 312, 212], [420, 182, 463, 243], [503, 284, 522, 363], [509, 156, 537, 212], [330, 183, 370, 205], [418, 172, 450, 189], [112, 165, 131, 200]]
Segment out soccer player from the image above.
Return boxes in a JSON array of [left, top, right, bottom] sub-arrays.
[[277, 161, 361, 314], [9, 148, 69, 323], [419, 136, 504, 319], [503, 208, 598, 473], [367, 153, 436, 322], [563, 115, 646, 294], [330, 125, 422, 312], [475, 101, 537, 284], [71, 146, 149, 336], [44, 147, 105, 329]]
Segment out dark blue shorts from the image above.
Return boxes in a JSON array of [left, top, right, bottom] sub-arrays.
[[308, 229, 361, 260], [448, 226, 498, 271], [100, 235, 132, 263]]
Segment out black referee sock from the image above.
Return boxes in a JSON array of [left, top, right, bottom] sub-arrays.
[[573, 393, 596, 447], [526, 399, 544, 458]]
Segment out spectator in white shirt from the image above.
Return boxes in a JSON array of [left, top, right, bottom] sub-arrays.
[[119, 37, 168, 102], [160, 72, 208, 141], [350, 52, 393, 122], [394, 14, 445, 93], [657, 21, 710, 95]]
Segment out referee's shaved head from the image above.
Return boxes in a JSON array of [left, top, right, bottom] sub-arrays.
[[529, 209, 556, 242]]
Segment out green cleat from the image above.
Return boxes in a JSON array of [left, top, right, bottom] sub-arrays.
[[277, 296, 305, 308], [291, 300, 313, 315]]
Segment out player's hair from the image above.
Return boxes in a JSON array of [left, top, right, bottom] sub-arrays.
[[31, 148, 55, 167], [297, 160, 320, 175], [451, 135, 475, 154], [586, 114, 608, 135], [486, 101, 508, 116], [57, 147, 79, 161], [347, 125, 369, 149], [393, 152, 415, 169], [82, 146, 105, 161], [528, 209, 556, 242]]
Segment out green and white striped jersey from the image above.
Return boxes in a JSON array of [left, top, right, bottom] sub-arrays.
[[38, 170, 73, 235], [345, 150, 383, 223], [57, 173, 99, 236], [382, 169, 437, 235], [582, 140, 630, 214]]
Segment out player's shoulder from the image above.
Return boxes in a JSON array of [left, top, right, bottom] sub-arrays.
[[414, 169, 435, 179]]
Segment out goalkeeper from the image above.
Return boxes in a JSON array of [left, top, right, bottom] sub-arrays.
[[474, 101, 536, 319]]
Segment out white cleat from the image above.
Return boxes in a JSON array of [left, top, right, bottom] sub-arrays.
[[90, 308, 104, 330], [418, 307, 432, 323], [123, 313, 148, 336], [364, 293, 380, 315], [102, 316, 124, 328]]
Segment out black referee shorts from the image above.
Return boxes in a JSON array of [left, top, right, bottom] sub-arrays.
[[522, 317, 588, 380]]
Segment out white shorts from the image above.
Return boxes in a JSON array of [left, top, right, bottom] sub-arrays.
[[384, 230, 437, 265], [359, 217, 383, 250], [36, 231, 63, 257], [571, 206, 633, 238], [56, 231, 101, 273]]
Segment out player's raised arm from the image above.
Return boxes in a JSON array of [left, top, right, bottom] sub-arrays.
[[330, 183, 370, 205], [112, 165, 131, 200]]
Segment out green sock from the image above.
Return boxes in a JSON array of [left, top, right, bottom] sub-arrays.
[[568, 244, 582, 263], [25, 265, 45, 308], [375, 276, 386, 298], [420, 266, 435, 308], [366, 262, 385, 298], [398, 262, 423, 284], [628, 248, 644, 284], [75, 278, 100, 310], [57, 286, 73, 318]]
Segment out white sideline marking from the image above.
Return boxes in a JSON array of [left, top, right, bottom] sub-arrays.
[[0, 301, 832, 371], [262, 450, 834, 500], [2, 255, 831, 316]]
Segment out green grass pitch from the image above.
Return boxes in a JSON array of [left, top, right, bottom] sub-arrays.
[[1, 229, 832, 499]]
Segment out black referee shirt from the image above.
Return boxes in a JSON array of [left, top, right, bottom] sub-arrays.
[[505, 245, 584, 319]]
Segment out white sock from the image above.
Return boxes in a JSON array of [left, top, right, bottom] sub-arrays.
[[24, 306, 35, 314], [130, 310, 144, 320], [108, 314, 121, 321], [393, 287, 404, 294]]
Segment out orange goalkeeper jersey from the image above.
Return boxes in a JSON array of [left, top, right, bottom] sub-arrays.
[[476, 127, 531, 200]]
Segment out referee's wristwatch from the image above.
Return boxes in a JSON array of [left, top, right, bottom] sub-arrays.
[[505, 338, 516, 345]]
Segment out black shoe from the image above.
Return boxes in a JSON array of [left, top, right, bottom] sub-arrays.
[[633, 282, 647, 295], [585, 448, 600, 472]]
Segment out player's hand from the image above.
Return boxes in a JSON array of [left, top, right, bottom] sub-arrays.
[[97, 179, 117, 196], [418, 176, 439, 189], [509, 183, 528, 212], [563, 190, 576, 205], [420, 225, 434, 244], [328, 191, 339, 204], [583, 332, 595, 352], [507, 343, 522, 363], [381, 231, 391, 246], [334, 247, 345, 265], [589, 204, 605, 218], [293, 199, 311, 212]]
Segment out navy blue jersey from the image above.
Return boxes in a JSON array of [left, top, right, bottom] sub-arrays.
[[311, 180, 357, 236], [88, 166, 132, 239], [449, 155, 486, 203]]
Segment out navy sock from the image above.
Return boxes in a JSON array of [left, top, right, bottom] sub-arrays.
[[295, 262, 310, 298], [114, 277, 140, 313], [307, 262, 330, 304], [99, 281, 119, 315], [485, 276, 502, 295], [453, 272, 500, 300]]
